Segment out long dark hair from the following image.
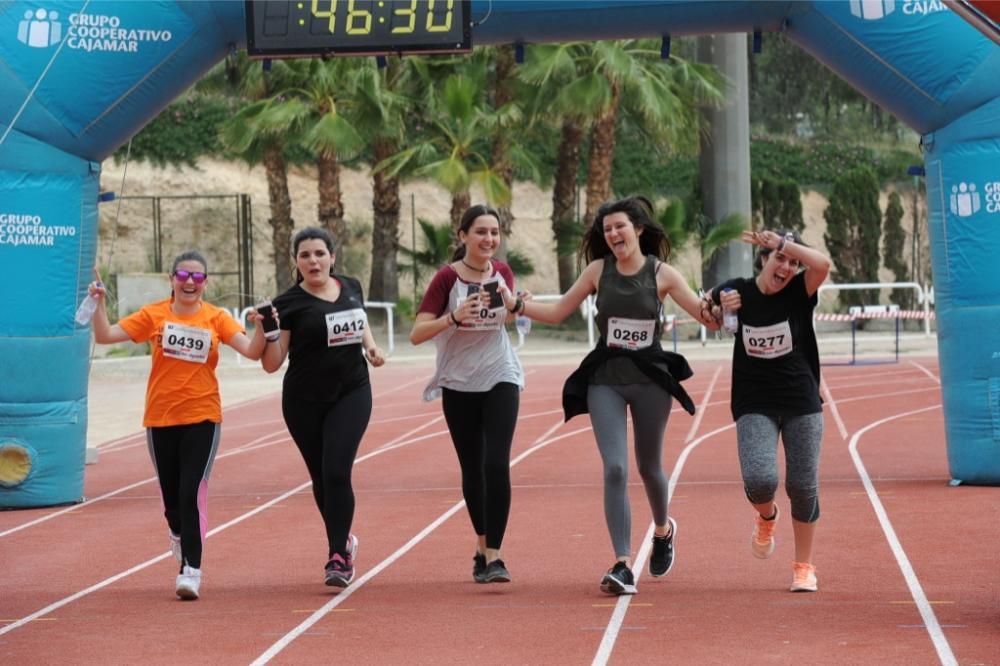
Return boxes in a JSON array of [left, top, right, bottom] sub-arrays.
[[171, 250, 207, 274], [451, 204, 501, 261], [292, 227, 337, 283], [754, 229, 806, 272], [580, 195, 670, 264]]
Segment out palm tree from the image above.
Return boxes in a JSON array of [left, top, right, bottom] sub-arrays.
[[208, 54, 298, 293], [520, 41, 724, 292], [583, 40, 724, 226], [255, 58, 366, 271], [376, 56, 511, 231], [351, 56, 412, 302]]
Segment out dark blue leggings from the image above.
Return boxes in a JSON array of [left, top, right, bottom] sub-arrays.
[[282, 384, 372, 559], [441, 382, 519, 550]]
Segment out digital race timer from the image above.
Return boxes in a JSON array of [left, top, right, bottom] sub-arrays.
[[245, 0, 472, 58]]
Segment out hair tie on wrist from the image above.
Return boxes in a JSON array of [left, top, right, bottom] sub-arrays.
[[450, 312, 461, 326], [510, 297, 523, 314]]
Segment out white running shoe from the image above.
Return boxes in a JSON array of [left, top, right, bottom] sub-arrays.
[[168, 531, 182, 564], [175, 565, 202, 600]]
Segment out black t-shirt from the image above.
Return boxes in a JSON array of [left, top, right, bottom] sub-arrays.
[[713, 272, 822, 420], [273, 277, 370, 402]]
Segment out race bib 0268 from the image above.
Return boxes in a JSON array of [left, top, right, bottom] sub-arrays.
[[607, 317, 655, 350]]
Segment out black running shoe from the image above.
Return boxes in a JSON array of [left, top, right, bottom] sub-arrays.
[[600, 561, 637, 595], [473, 552, 488, 583], [649, 517, 677, 577], [483, 558, 511, 583]]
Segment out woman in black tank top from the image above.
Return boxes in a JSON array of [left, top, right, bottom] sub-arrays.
[[502, 196, 721, 595]]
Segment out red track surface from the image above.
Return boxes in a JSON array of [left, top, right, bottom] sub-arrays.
[[2, 357, 997, 665]]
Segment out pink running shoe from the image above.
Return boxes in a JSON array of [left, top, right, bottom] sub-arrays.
[[790, 561, 818, 592], [751, 505, 779, 559]]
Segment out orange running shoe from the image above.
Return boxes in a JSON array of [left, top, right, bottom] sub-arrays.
[[751, 505, 779, 559], [790, 561, 818, 592]]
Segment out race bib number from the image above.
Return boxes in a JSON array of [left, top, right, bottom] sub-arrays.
[[742, 320, 793, 359], [162, 322, 212, 364], [326, 308, 367, 347], [460, 302, 506, 331], [607, 317, 655, 350]]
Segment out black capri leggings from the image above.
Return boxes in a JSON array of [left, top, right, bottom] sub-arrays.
[[441, 382, 519, 550], [282, 383, 373, 559]]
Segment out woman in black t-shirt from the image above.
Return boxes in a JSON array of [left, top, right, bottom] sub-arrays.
[[710, 229, 831, 593], [260, 227, 386, 588]]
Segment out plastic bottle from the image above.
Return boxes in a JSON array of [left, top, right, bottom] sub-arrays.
[[515, 313, 532, 336], [74, 285, 101, 325], [721, 288, 738, 334]]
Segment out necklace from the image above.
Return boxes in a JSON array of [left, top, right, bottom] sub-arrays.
[[461, 258, 490, 274]]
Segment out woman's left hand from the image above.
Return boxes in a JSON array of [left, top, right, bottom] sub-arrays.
[[743, 229, 782, 250], [366, 346, 386, 367]]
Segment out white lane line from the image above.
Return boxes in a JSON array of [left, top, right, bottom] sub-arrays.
[[0, 409, 459, 633], [847, 404, 955, 666], [821, 376, 850, 441], [593, 366, 723, 666], [251, 420, 588, 665], [907, 360, 941, 385]]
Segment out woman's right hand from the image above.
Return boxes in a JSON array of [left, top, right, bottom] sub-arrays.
[[452, 292, 485, 324], [88, 268, 106, 301]]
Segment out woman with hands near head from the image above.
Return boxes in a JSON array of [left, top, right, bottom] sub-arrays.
[[88, 251, 268, 601], [709, 229, 831, 593], [260, 227, 386, 589]]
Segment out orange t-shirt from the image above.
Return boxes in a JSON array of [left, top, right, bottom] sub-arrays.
[[118, 298, 244, 427]]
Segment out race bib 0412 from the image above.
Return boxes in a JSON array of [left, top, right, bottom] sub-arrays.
[[326, 308, 367, 347]]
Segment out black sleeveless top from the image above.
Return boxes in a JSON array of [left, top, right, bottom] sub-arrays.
[[593, 255, 664, 385]]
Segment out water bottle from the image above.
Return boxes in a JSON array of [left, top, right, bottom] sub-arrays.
[[74, 287, 100, 325], [515, 314, 531, 336], [721, 288, 738, 334]]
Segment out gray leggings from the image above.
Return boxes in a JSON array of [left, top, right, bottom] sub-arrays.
[[587, 383, 673, 558], [736, 413, 823, 523]]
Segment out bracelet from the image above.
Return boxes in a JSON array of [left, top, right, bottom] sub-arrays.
[[518, 299, 526, 315], [450, 312, 461, 326], [509, 297, 523, 314], [777, 235, 787, 253]]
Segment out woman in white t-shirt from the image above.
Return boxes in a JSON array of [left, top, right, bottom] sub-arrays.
[[409, 204, 524, 585]]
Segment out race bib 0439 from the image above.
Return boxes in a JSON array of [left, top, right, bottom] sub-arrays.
[[162, 321, 212, 364]]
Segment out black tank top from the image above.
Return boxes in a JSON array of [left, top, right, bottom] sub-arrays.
[[593, 254, 663, 385]]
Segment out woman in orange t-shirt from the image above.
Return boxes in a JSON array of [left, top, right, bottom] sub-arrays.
[[88, 250, 268, 601]]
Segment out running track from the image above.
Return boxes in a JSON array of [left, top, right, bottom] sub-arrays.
[[1, 357, 997, 665]]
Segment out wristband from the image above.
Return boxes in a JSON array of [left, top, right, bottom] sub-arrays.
[[450, 312, 461, 326], [776, 236, 786, 253], [509, 297, 522, 314]]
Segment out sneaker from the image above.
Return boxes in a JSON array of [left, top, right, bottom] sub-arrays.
[[168, 531, 182, 564], [751, 505, 779, 559], [325, 535, 358, 588], [790, 561, 818, 592], [175, 565, 201, 600], [472, 552, 488, 583], [600, 561, 637, 595], [649, 517, 677, 577], [483, 558, 511, 583]]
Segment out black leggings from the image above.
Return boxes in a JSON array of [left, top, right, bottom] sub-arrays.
[[441, 382, 519, 550], [146, 421, 220, 570], [282, 384, 373, 559]]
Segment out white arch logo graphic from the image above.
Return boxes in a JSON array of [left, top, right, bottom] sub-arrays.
[[950, 182, 981, 217], [850, 0, 896, 20], [16, 8, 62, 47]]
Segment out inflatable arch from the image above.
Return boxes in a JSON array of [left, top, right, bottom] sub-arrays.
[[1, 1, 998, 507]]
